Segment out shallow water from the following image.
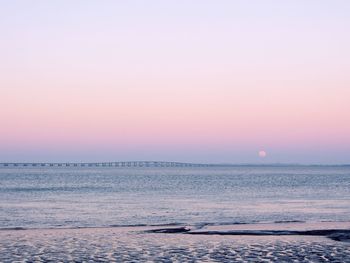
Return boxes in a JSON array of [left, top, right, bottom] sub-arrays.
[[0, 165, 350, 229]]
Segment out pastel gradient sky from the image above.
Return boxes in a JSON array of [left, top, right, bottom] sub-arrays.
[[1, 1, 350, 163]]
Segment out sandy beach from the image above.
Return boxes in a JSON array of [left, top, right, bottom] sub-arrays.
[[1, 222, 349, 262]]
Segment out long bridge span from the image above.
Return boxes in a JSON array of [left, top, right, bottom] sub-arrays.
[[0, 161, 211, 168]]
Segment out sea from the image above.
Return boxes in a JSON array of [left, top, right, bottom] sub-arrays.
[[1, 165, 350, 230]]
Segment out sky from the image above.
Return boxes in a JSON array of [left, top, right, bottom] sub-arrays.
[[1, 1, 350, 164]]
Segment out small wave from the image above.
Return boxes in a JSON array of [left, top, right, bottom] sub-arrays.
[[0, 227, 27, 231], [109, 224, 147, 228], [150, 222, 184, 227], [194, 221, 252, 230], [0, 222, 186, 231], [145, 227, 191, 234], [109, 222, 184, 228], [274, 220, 306, 224], [0, 186, 110, 192]]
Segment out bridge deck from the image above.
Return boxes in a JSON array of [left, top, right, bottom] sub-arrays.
[[0, 162, 211, 168]]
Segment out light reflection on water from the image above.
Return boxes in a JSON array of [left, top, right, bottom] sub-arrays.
[[0, 166, 349, 229]]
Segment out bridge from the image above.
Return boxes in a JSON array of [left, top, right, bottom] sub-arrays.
[[0, 161, 211, 168]]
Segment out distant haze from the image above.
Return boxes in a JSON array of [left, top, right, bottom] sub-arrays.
[[1, 1, 349, 163]]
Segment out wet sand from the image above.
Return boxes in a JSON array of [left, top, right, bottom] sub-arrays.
[[1, 222, 350, 262]]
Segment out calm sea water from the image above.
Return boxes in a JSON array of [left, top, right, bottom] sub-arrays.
[[0, 166, 349, 229]]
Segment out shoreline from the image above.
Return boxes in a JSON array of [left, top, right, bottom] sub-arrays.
[[1, 221, 350, 242], [2, 220, 350, 230]]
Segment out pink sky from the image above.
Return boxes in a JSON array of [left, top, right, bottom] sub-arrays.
[[1, 1, 350, 163]]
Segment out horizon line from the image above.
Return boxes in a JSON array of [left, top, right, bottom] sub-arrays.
[[0, 161, 349, 167]]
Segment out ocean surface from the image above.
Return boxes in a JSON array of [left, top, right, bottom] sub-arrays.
[[1, 165, 350, 229]]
